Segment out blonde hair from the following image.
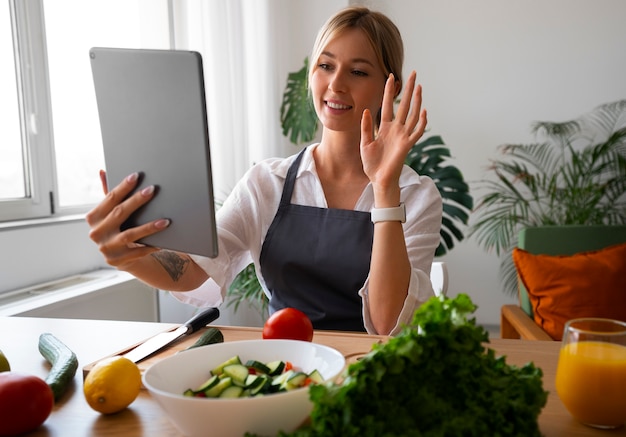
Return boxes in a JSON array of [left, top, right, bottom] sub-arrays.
[[308, 7, 404, 97]]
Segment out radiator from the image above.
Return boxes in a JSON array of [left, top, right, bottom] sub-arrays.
[[0, 269, 159, 321]]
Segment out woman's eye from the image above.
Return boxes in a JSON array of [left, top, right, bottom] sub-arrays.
[[352, 70, 368, 77], [318, 63, 332, 71]]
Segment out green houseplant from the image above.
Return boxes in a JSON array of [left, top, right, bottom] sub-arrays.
[[469, 99, 626, 295], [227, 58, 474, 316]]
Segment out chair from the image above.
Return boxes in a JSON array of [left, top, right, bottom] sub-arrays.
[[500, 225, 626, 340], [430, 261, 448, 297]]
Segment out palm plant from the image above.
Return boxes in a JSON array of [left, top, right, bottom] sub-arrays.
[[469, 100, 626, 295], [227, 58, 474, 315]]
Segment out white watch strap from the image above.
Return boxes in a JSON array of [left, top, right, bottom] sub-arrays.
[[371, 202, 406, 223]]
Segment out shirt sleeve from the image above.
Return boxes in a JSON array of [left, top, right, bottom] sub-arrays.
[[169, 160, 284, 307], [360, 169, 443, 336]]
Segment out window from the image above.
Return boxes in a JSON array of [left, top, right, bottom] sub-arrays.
[[0, 0, 169, 222], [0, 3, 24, 200]]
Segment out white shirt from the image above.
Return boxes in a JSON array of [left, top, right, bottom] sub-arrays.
[[171, 145, 442, 335]]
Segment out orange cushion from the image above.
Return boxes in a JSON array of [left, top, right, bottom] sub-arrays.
[[512, 242, 626, 340]]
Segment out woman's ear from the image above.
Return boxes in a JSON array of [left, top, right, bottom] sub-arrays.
[[394, 79, 402, 98]]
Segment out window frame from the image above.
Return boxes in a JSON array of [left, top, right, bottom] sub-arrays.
[[1, 0, 56, 222]]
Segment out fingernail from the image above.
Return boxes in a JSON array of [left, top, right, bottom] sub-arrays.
[[126, 172, 139, 183], [155, 219, 170, 229], [141, 185, 155, 196]]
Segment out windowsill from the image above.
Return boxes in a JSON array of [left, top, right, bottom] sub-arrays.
[[0, 213, 86, 232]]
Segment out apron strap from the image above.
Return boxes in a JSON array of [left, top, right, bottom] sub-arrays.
[[279, 147, 307, 207]]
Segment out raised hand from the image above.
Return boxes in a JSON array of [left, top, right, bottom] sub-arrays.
[[359, 71, 427, 200]]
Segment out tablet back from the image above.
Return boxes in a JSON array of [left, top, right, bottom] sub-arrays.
[[90, 47, 218, 258]]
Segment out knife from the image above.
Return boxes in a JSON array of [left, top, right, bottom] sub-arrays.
[[123, 307, 220, 363]]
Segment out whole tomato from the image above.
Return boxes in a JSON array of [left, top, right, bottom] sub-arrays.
[[263, 308, 314, 342], [0, 372, 54, 437]]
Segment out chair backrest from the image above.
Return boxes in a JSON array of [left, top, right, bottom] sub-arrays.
[[517, 225, 626, 317], [430, 261, 448, 297]]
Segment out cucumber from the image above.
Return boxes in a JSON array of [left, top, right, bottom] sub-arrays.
[[248, 375, 271, 395], [204, 376, 232, 397], [38, 332, 79, 402], [223, 364, 250, 385], [271, 369, 294, 387], [219, 385, 244, 398], [307, 369, 324, 384], [244, 374, 265, 390], [266, 360, 286, 376], [186, 327, 224, 350], [285, 371, 308, 390], [245, 359, 271, 375], [194, 374, 220, 394], [211, 355, 241, 376]]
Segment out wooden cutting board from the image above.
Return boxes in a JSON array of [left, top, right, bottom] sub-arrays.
[[82, 325, 386, 379]]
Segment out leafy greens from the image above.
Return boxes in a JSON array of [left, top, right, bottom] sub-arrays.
[[254, 294, 548, 437]]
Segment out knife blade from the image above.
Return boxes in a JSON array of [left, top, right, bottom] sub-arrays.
[[123, 307, 220, 363]]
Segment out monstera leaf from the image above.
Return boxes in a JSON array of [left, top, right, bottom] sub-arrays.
[[280, 58, 318, 144], [405, 135, 473, 256]]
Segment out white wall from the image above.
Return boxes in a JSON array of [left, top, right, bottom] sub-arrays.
[[370, 0, 626, 323], [0, 219, 107, 293]]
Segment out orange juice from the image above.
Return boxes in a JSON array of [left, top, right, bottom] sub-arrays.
[[556, 341, 626, 428]]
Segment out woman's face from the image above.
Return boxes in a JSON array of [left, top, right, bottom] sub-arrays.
[[310, 28, 387, 136]]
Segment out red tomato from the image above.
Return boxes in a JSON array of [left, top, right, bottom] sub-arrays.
[[262, 308, 314, 342], [0, 372, 54, 437]]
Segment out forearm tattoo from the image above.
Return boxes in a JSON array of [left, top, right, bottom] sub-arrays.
[[151, 250, 190, 282]]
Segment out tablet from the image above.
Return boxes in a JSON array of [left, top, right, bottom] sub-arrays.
[[90, 47, 218, 258]]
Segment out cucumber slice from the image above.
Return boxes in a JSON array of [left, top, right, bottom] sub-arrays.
[[194, 374, 220, 393], [307, 369, 324, 384], [219, 385, 244, 398], [271, 369, 294, 386], [211, 356, 242, 376], [204, 376, 232, 397], [249, 375, 272, 395], [266, 360, 286, 376], [245, 359, 271, 375], [285, 371, 307, 389], [223, 364, 250, 385], [244, 374, 264, 390]]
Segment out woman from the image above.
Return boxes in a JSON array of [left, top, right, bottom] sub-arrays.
[[86, 6, 442, 336]]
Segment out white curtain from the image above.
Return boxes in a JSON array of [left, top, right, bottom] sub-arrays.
[[171, 0, 287, 202], [171, 0, 346, 201]]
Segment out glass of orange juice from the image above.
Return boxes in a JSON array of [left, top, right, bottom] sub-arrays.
[[555, 318, 626, 429]]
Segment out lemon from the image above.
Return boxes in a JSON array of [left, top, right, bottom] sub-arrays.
[[0, 350, 10, 372], [84, 356, 141, 414]]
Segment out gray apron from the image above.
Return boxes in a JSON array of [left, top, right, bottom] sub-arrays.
[[259, 147, 374, 331]]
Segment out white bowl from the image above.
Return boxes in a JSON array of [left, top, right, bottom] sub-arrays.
[[142, 339, 346, 437]]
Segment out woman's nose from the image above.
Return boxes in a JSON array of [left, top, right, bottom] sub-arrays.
[[328, 71, 347, 93]]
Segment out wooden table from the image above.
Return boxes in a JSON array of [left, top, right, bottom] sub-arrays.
[[1, 316, 625, 436]]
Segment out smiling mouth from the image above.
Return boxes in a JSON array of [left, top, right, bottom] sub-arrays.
[[326, 101, 352, 110]]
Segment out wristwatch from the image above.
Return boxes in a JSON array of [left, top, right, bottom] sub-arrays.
[[371, 202, 406, 223]]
